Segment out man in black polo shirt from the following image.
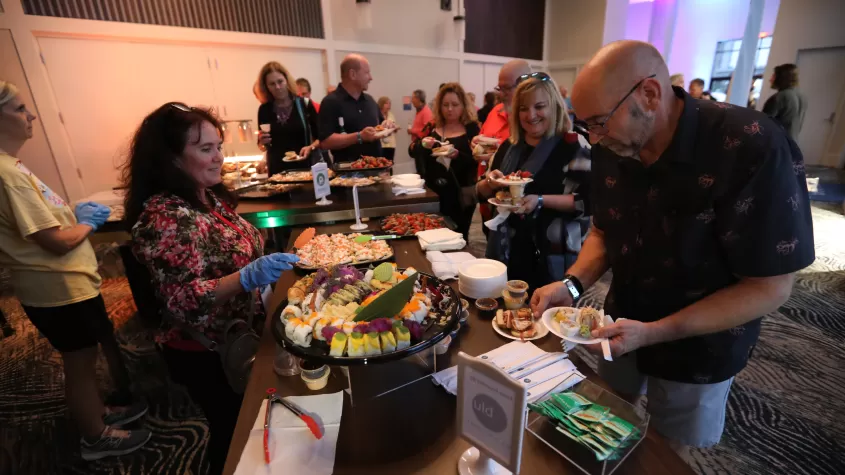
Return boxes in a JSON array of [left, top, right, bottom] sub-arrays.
[[318, 53, 391, 163], [532, 41, 814, 451]]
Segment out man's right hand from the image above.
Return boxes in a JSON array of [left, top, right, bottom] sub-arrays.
[[530, 282, 574, 316], [360, 127, 378, 142]]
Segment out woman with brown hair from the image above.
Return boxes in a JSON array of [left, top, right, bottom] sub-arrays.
[[255, 61, 321, 174], [409, 83, 480, 239], [763, 63, 807, 140], [123, 102, 298, 475]]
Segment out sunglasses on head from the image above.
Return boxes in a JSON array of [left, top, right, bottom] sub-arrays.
[[167, 102, 193, 112], [515, 72, 551, 86]]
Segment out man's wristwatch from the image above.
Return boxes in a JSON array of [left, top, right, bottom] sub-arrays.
[[562, 274, 583, 302], [356, 131, 363, 144], [537, 195, 544, 210]]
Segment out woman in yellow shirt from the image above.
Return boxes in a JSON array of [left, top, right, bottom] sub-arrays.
[[0, 81, 149, 460]]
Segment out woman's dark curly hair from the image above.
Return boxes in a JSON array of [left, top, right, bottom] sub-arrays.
[[120, 102, 235, 230], [772, 63, 799, 91]]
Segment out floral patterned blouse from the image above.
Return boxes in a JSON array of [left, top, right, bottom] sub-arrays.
[[131, 191, 264, 345]]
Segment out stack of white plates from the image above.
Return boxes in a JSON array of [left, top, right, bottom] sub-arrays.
[[392, 174, 425, 189], [458, 259, 507, 299]]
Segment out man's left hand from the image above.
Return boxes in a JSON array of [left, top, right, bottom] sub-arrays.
[[590, 319, 659, 357]]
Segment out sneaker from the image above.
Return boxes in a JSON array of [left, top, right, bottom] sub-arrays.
[[80, 426, 151, 461], [103, 400, 149, 427]]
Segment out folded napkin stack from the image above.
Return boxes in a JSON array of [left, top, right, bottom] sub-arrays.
[[235, 392, 344, 475], [416, 228, 466, 252], [392, 175, 426, 196], [425, 251, 477, 280], [432, 341, 585, 403]]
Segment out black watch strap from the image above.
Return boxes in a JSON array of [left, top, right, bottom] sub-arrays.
[[563, 274, 584, 302]]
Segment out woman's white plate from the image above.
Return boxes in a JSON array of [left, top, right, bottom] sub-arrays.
[[495, 177, 534, 186], [431, 150, 454, 157], [283, 154, 306, 162], [541, 307, 613, 345], [487, 198, 520, 210], [492, 318, 549, 341]]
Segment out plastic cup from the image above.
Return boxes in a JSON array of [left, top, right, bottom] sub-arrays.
[[259, 124, 271, 133]]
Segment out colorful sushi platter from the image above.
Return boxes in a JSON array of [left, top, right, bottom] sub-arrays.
[[272, 263, 460, 365]]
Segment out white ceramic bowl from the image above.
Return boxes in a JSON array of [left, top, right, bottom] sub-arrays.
[[458, 259, 507, 299]]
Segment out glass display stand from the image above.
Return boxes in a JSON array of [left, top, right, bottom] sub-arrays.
[[332, 347, 437, 407], [525, 379, 650, 475]]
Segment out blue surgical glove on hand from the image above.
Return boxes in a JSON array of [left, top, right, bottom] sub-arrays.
[[74, 202, 111, 230], [239, 253, 300, 292]]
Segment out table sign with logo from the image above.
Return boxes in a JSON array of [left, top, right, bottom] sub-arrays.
[[311, 162, 332, 206], [456, 351, 526, 475]]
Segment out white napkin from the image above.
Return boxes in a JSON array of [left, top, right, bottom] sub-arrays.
[[417, 228, 466, 252], [234, 392, 344, 475], [392, 186, 427, 196], [435, 155, 452, 170], [431, 341, 584, 403], [484, 210, 511, 230], [425, 251, 477, 280]]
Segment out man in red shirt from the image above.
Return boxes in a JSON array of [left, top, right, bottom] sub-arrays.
[[408, 89, 433, 141], [476, 60, 532, 226], [295, 78, 320, 113]]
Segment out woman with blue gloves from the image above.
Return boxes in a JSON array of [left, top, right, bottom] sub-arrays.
[[0, 81, 150, 460], [123, 102, 298, 475]]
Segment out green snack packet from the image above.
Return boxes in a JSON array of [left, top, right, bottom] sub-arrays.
[[571, 404, 610, 423], [549, 392, 591, 414], [580, 434, 615, 460], [557, 418, 587, 436], [590, 432, 621, 448], [563, 414, 592, 432], [603, 414, 637, 439], [555, 425, 584, 444]]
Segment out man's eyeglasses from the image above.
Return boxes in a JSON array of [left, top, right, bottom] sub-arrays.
[[575, 73, 656, 136]]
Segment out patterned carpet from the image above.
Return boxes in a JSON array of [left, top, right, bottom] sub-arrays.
[[1, 204, 844, 474]]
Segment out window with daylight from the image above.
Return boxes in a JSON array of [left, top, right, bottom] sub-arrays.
[[709, 36, 773, 103]]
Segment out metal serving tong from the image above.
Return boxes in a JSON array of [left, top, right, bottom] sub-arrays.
[[264, 388, 323, 464]]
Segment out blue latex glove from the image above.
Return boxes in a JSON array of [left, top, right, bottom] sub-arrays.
[[239, 253, 300, 291], [74, 202, 111, 230]]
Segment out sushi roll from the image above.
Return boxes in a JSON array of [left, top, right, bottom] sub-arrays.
[[558, 318, 580, 337], [411, 292, 431, 306], [329, 333, 348, 357], [578, 307, 602, 338], [348, 332, 365, 357], [400, 299, 428, 323], [364, 332, 382, 356], [342, 321, 357, 335], [285, 317, 303, 340], [307, 313, 322, 328], [300, 293, 314, 313], [293, 323, 313, 347], [380, 331, 397, 353], [331, 318, 345, 329], [313, 317, 331, 341], [393, 325, 411, 350], [281, 305, 302, 321]]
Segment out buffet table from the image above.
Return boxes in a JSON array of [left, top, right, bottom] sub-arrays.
[[235, 182, 439, 229], [221, 223, 694, 475]]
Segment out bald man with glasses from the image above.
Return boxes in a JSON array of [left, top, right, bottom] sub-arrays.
[[531, 40, 813, 455]]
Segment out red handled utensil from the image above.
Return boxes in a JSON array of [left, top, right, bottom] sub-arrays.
[[263, 387, 323, 464]]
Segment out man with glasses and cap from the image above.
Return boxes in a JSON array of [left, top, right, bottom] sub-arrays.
[[531, 40, 814, 455]]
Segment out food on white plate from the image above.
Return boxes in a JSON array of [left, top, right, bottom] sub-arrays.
[[502, 170, 534, 182], [279, 264, 457, 358], [329, 176, 376, 187], [269, 170, 335, 183], [432, 144, 455, 156], [553, 308, 580, 337], [284, 151, 298, 159], [494, 190, 513, 205], [495, 308, 538, 340], [350, 155, 393, 169], [473, 136, 499, 156], [295, 233, 392, 269], [380, 213, 447, 236], [577, 307, 603, 338]]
